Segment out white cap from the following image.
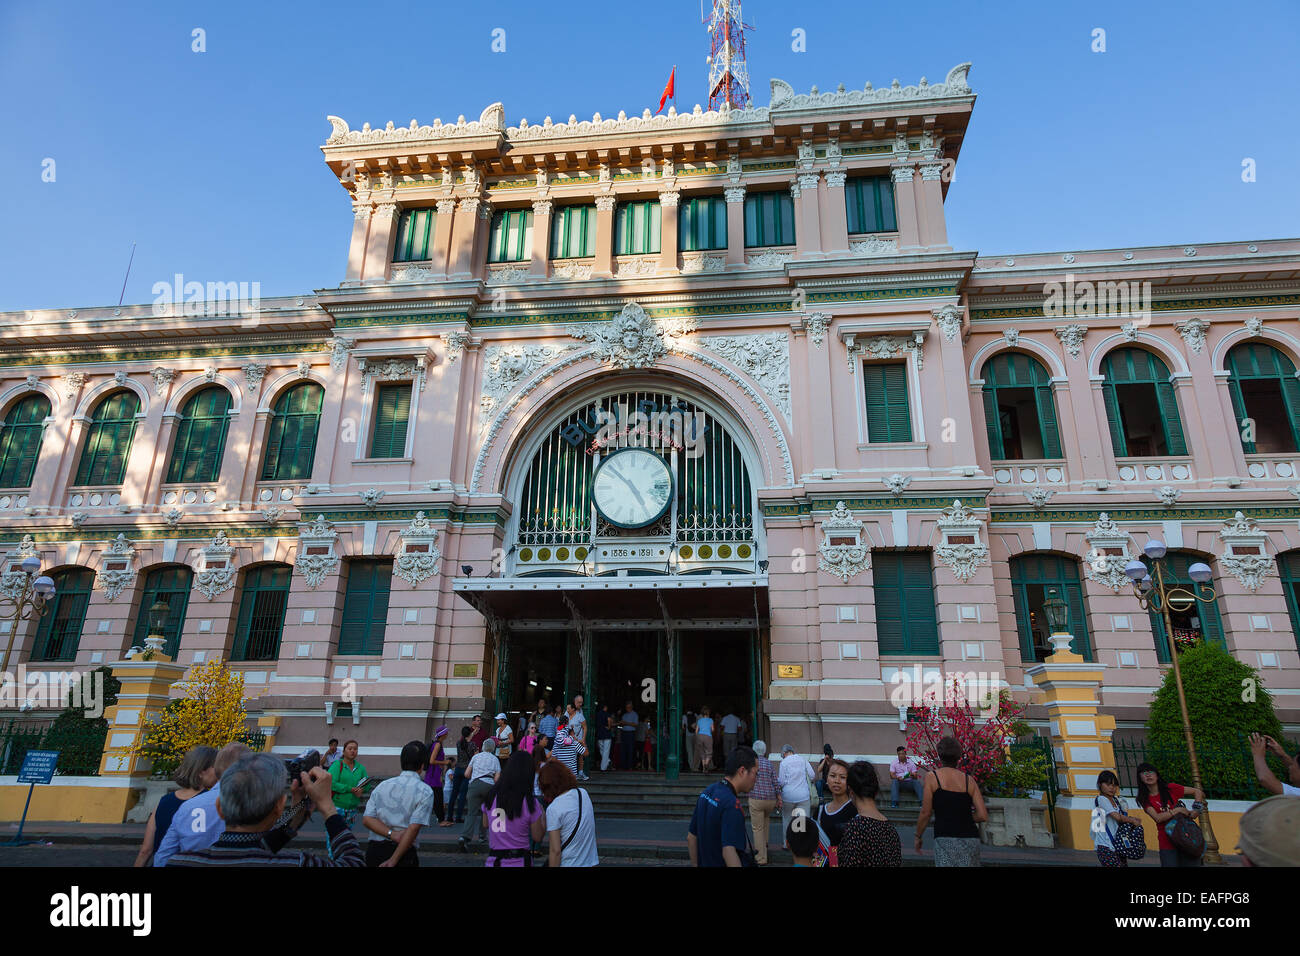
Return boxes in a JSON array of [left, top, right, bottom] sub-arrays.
[[496, 712, 507, 720]]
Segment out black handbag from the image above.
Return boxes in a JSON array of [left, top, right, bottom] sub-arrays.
[[1163, 802, 1205, 858]]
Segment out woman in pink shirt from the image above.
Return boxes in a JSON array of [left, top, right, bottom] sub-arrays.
[[484, 750, 546, 867]]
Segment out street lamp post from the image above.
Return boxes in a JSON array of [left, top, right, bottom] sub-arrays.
[[1041, 587, 1072, 653], [1123, 539, 1221, 864], [0, 555, 58, 673]]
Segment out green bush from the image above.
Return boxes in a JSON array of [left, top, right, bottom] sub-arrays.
[[1146, 642, 1284, 797], [983, 745, 1050, 798]]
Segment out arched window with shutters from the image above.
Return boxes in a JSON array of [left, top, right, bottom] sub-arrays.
[[167, 386, 232, 484], [1010, 553, 1092, 662], [232, 564, 292, 661], [0, 393, 52, 488], [1226, 342, 1300, 454], [261, 383, 323, 481], [132, 565, 193, 659], [1278, 551, 1300, 652], [30, 567, 94, 662], [980, 353, 1062, 461], [74, 390, 141, 486], [1100, 348, 1188, 458], [1144, 551, 1225, 662]]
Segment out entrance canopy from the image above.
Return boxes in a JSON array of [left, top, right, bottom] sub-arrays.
[[453, 574, 769, 627]]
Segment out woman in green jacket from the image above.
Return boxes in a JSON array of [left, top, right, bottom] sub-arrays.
[[329, 740, 367, 826]]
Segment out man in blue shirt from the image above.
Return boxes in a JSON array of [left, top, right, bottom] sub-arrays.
[[153, 742, 250, 867], [687, 746, 758, 867], [538, 704, 558, 749]]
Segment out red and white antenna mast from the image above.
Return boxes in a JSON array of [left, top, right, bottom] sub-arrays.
[[705, 0, 752, 111]]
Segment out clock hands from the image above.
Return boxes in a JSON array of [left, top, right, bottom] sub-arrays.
[[606, 461, 648, 510]]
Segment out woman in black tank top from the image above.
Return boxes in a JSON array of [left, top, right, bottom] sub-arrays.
[[914, 736, 987, 867]]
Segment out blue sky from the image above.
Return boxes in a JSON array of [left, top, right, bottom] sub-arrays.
[[1, 0, 1297, 311]]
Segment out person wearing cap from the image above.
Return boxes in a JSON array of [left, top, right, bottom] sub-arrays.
[[425, 726, 453, 825], [362, 740, 434, 867], [1238, 795, 1300, 866], [495, 712, 515, 759]]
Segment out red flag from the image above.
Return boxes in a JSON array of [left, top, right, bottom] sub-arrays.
[[656, 66, 676, 114]]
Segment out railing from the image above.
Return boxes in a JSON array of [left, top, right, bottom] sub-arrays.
[[1113, 735, 1297, 802], [0, 718, 108, 776]]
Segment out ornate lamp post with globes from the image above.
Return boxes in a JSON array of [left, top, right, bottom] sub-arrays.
[[0, 555, 58, 672], [1123, 538, 1221, 864]]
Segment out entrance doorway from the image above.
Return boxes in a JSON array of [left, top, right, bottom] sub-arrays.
[[679, 630, 758, 773], [499, 629, 567, 719], [594, 630, 661, 770]]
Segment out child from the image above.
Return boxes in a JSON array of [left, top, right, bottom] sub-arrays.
[[787, 817, 818, 867], [641, 718, 654, 770]]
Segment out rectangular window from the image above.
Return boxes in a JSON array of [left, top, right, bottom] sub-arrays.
[[615, 200, 661, 255], [393, 208, 436, 262], [337, 559, 393, 656], [863, 362, 913, 443], [679, 196, 727, 251], [369, 383, 412, 459], [488, 208, 533, 263], [743, 192, 795, 247], [233, 566, 290, 661], [550, 205, 597, 259], [873, 552, 940, 655], [845, 176, 897, 234]]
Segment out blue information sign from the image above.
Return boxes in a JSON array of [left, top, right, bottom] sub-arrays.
[[17, 749, 59, 785]]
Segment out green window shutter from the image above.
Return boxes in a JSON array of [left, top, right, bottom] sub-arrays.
[[744, 193, 796, 247], [846, 176, 896, 234], [873, 552, 939, 656], [1279, 553, 1300, 652], [31, 569, 93, 661], [489, 209, 532, 263], [1010, 555, 1093, 662], [233, 565, 290, 661], [262, 384, 322, 480], [1101, 382, 1128, 457], [879, 179, 897, 231], [0, 394, 51, 488], [369, 383, 412, 458], [1280, 375, 1300, 451], [1226, 374, 1253, 453], [1154, 380, 1188, 455], [338, 559, 393, 655], [982, 387, 1004, 460], [864, 363, 912, 443], [75, 390, 140, 486], [394, 208, 436, 263], [1034, 385, 1063, 458], [1009, 559, 1037, 660], [551, 206, 595, 259], [168, 387, 231, 483], [679, 197, 726, 252], [132, 566, 192, 659], [615, 200, 660, 255]]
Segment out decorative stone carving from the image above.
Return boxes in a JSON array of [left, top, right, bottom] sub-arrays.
[[552, 261, 594, 281], [70, 512, 89, 528], [848, 237, 898, 256], [1083, 513, 1133, 592], [824, 170, 847, 188], [724, 185, 746, 205], [241, 363, 268, 392], [1054, 324, 1086, 358], [1, 535, 40, 602], [567, 302, 696, 371], [435, 198, 457, 216], [1288, 483, 1300, 502], [1027, 486, 1053, 510], [479, 342, 579, 433], [360, 488, 385, 510], [797, 140, 815, 171], [1156, 485, 1182, 508], [658, 190, 680, 208], [1174, 317, 1209, 355], [594, 195, 617, 212], [883, 473, 912, 497], [296, 360, 313, 378], [932, 304, 963, 343], [203, 366, 218, 383], [747, 250, 794, 271], [700, 333, 791, 421], [114, 370, 128, 387], [890, 166, 915, 184], [487, 266, 530, 285], [357, 356, 427, 393], [1219, 511, 1272, 592], [934, 500, 988, 583], [441, 329, 470, 362], [1121, 322, 1139, 342], [164, 508, 184, 528], [194, 531, 237, 600], [615, 257, 659, 277], [1245, 317, 1263, 337], [62, 372, 87, 399], [919, 163, 945, 181], [679, 252, 726, 274], [25, 374, 39, 390], [261, 507, 284, 526], [804, 312, 831, 349], [797, 172, 820, 192], [531, 199, 553, 216], [295, 515, 340, 589], [1003, 329, 1020, 347], [817, 501, 870, 582], [391, 264, 439, 282], [726, 154, 742, 182], [96, 534, 137, 602], [845, 332, 925, 373], [151, 367, 175, 396], [394, 511, 443, 587], [826, 138, 843, 167]]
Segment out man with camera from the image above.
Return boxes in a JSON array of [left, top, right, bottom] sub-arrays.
[[166, 752, 365, 866], [153, 741, 250, 866]]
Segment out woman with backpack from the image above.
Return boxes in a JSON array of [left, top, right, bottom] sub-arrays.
[[1093, 770, 1146, 866], [1135, 761, 1205, 867]]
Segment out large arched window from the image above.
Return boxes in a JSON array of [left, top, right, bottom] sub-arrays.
[[0, 393, 52, 488], [1009, 553, 1092, 661], [980, 353, 1062, 460], [232, 564, 292, 661], [261, 383, 323, 481], [1144, 551, 1225, 663], [1279, 551, 1300, 652], [74, 390, 140, 486], [132, 565, 193, 659], [1226, 342, 1300, 454], [1100, 348, 1187, 458], [30, 568, 94, 662], [167, 386, 232, 484]]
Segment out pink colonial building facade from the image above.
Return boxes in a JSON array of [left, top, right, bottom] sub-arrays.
[[3, 63, 1299, 774]]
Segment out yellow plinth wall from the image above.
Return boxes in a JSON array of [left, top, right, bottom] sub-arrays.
[[0, 777, 141, 823], [1055, 796, 1253, 856], [98, 650, 188, 779]]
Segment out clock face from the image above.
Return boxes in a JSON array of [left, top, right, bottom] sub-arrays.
[[591, 448, 673, 529]]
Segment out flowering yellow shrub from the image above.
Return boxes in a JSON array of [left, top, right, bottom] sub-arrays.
[[131, 659, 252, 774]]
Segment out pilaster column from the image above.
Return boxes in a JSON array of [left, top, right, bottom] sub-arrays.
[[240, 411, 271, 504], [593, 195, 617, 278], [428, 198, 457, 277], [530, 199, 553, 277], [474, 199, 494, 282], [145, 413, 181, 506], [1177, 326, 1236, 479], [821, 171, 850, 256], [364, 200, 399, 283], [891, 166, 921, 251], [120, 394, 163, 508], [802, 314, 837, 472], [448, 197, 482, 278], [792, 174, 823, 258], [724, 185, 746, 266], [216, 397, 255, 506], [658, 190, 680, 274], [933, 307, 978, 470], [915, 163, 950, 250], [344, 198, 371, 283]]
